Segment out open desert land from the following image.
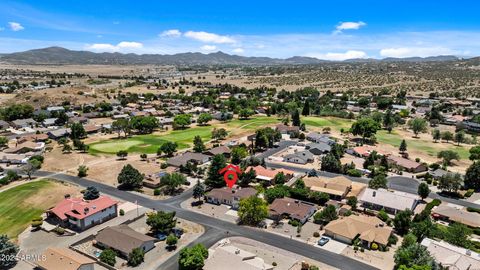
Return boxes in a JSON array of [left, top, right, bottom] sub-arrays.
[[0, 180, 81, 240]]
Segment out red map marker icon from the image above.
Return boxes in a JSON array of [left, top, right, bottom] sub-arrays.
[[219, 164, 241, 188]]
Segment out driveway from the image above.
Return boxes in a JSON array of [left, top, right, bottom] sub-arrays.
[[315, 238, 348, 254]]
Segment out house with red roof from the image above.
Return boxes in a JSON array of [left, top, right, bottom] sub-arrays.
[[47, 195, 118, 231], [245, 165, 294, 184]]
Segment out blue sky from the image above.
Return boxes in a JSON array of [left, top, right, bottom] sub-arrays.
[[0, 0, 479, 59]]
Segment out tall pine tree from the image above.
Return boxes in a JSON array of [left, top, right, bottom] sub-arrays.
[[205, 154, 227, 188], [291, 109, 301, 127]]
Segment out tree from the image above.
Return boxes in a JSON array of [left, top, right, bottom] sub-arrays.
[[394, 242, 436, 269], [321, 153, 342, 173], [77, 165, 88, 177], [23, 159, 41, 180], [192, 136, 206, 153], [441, 131, 453, 143], [166, 234, 178, 249], [399, 139, 407, 153], [192, 180, 205, 203], [116, 150, 128, 160], [314, 205, 337, 225], [130, 116, 159, 134], [238, 169, 256, 187], [0, 235, 19, 269], [417, 182, 430, 200], [128, 247, 145, 267], [445, 223, 472, 248], [161, 173, 187, 194], [438, 173, 463, 193], [211, 128, 228, 141], [264, 185, 290, 203], [83, 186, 99, 200], [291, 109, 301, 127], [178, 244, 208, 270], [231, 146, 247, 164], [469, 146, 480, 161], [197, 113, 213, 126], [346, 196, 358, 210], [70, 122, 86, 140], [393, 209, 413, 235], [205, 154, 227, 188], [411, 217, 433, 242], [383, 109, 395, 132], [454, 130, 465, 146], [173, 114, 192, 129], [465, 161, 480, 191], [302, 100, 310, 116], [350, 117, 381, 143], [239, 108, 254, 120], [432, 129, 441, 143], [146, 211, 176, 234], [112, 118, 130, 137], [99, 249, 116, 266], [238, 196, 268, 226], [437, 150, 460, 167], [368, 174, 388, 189], [408, 118, 428, 137], [0, 136, 8, 148], [273, 172, 286, 185], [62, 143, 72, 153], [117, 164, 144, 189], [160, 141, 178, 157]]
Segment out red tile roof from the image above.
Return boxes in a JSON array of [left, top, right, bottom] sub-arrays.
[[49, 196, 117, 221], [246, 165, 294, 180]]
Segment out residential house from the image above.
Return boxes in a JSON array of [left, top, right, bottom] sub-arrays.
[[47, 196, 118, 231], [83, 124, 101, 134], [142, 171, 168, 189], [421, 238, 480, 270], [0, 120, 10, 130], [4, 141, 45, 154], [305, 142, 331, 155], [303, 176, 366, 200], [46, 106, 65, 113], [275, 124, 299, 135], [432, 204, 480, 228], [387, 155, 427, 173], [463, 120, 480, 133], [47, 128, 70, 140], [284, 150, 314, 164], [95, 224, 156, 257], [324, 215, 392, 247], [348, 145, 390, 157], [268, 197, 317, 224], [213, 112, 233, 121], [36, 247, 95, 270], [11, 118, 36, 128], [0, 153, 30, 164], [245, 165, 294, 184], [430, 168, 449, 180], [205, 145, 231, 157], [306, 132, 335, 144], [359, 188, 420, 214], [42, 118, 58, 127], [166, 151, 211, 167], [204, 245, 274, 270], [205, 187, 257, 210]]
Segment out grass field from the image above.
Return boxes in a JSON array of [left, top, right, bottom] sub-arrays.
[[89, 116, 281, 154], [302, 116, 354, 131], [376, 130, 470, 159], [0, 180, 70, 239]]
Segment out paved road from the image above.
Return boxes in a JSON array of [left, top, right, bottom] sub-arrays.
[[266, 162, 480, 208], [33, 170, 377, 270]]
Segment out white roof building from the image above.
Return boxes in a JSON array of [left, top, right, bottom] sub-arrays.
[[421, 238, 480, 270], [359, 188, 420, 214], [204, 245, 273, 270]]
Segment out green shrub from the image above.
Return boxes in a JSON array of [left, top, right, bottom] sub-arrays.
[[31, 220, 43, 228], [160, 163, 168, 169], [53, 227, 65, 235], [353, 246, 359, 251], [313, 232, 320, 237], [371, 243, 378, 250], [288, 219, 300, 227], [465, 189, 475, 198], [119, 209, 125, 216], [360, 247, 365, 252], [467, 207, 480, 214], [272, 262, 277, 266], [154, 189, 161, 196], [388, 234, 398, 246]]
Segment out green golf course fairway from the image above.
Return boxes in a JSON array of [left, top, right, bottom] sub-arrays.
[[0, 180, 54, 239]]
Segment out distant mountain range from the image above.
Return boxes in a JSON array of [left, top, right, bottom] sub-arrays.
[[0, 46, 472, 66]]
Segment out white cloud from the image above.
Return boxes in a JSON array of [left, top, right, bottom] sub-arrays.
[[380, 47, 456, 58], [307, 50, 368, 61], [8, 22, 24, 31], [232, 48, 245, 54], [184, 31, 236, 44], [86, 41, 143, 52], [117, 41, 143, 49], [334, 21, 366, 34], [160, 29, 182, 38], [200, 45, 217, 52]]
